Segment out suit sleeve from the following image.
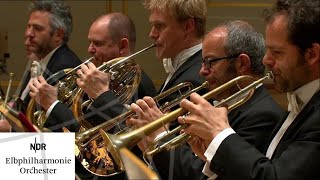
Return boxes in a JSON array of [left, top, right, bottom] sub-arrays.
[[85, 91, 128, 132], [138, 70, 157, 99], [211, 108, 320, 180], [45, 102, 80, 132], [152, 91, 284, 180], [46, 91, 128, 133], [152, 143, 207, 180], [231, 105, 283, 153]]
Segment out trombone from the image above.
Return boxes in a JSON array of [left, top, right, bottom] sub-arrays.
[[99, 72, 274, 169]]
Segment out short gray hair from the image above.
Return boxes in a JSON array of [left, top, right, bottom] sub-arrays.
[[217, 20, 266, 75], [28, 0, 73, 43]]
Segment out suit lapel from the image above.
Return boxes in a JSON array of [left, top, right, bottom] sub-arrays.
[[271, 90, 320, 158], [228, 86, 267, 124], [43, 46, 59, 79], [277, 91, 320, 142], [42, 44, 67, 79], [18, 71, 31, 97]]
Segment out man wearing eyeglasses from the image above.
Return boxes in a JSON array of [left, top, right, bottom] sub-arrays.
[[127, 20, 285, 180]]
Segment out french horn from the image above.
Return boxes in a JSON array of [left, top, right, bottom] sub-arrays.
[[26, 44, 155, 132]]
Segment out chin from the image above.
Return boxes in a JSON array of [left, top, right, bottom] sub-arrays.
[[273, 82, 287, 93], [209, 84, 218, 91], [156, 50, 163, 59]]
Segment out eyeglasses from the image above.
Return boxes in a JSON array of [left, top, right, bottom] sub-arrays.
[[201, 54, 240, 68]]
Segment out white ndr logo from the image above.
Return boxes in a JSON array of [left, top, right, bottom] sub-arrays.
[[30, 137, 46, 153]]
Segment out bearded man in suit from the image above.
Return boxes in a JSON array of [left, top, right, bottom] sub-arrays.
[[181, 0, 320, 179]]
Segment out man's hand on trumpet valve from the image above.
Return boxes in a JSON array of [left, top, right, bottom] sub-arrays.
[[76, 62, 110, 99], [126, 96, 168, 151], [29, 76, 58, 111], [178, 93, 231, 142]]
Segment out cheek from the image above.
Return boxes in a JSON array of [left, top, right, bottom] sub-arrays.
[[162, 28, 182, 44]]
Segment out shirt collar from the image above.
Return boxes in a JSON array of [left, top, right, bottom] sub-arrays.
[[39, 45, 61, 74], [287, 78, 320, 114], [162, 43, 202, 74]]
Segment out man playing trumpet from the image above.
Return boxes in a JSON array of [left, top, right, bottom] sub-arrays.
[[180, 0, 320, 179], [127, 20, 285, 180]]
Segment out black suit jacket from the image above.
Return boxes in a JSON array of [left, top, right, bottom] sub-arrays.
[[210, 90, 320, 180], [158, 50, 205, 130], [135, 70, 157, 100], [158, 50, 205, 104], [152, 86, 285, 180], [19, 44, 81, 97]]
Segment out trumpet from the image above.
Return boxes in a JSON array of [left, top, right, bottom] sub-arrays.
[[74, 81, 209, 176], [26, 44, 156, 131], [99, 72, 274, 170]]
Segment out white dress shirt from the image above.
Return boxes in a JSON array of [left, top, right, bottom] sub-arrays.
[[160, 43, 202, 92], [202, 78, 320, 179], [265, 78, 320, 158], [21, 46, 61, 101]]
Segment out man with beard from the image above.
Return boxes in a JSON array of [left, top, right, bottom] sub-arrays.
[[180, 0, 320, 179], [1, 0, 81, 132], [127, 20, 284, 180]]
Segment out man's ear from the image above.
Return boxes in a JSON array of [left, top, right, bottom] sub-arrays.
[[184, 18, 196, 35], [305, 43, 320, 65], [54, 29, 64, 43], [118, 38, 130, 56], [236, 54, 251, 74]]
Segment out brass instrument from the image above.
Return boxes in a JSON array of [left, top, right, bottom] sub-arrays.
[[26, 58, 93, 131], [0, 73, 37, 132], [116, 147, 159, 179], [99, 72, 273, 170], [74, 81, 209, 176], [26, 44, 155, 131]]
